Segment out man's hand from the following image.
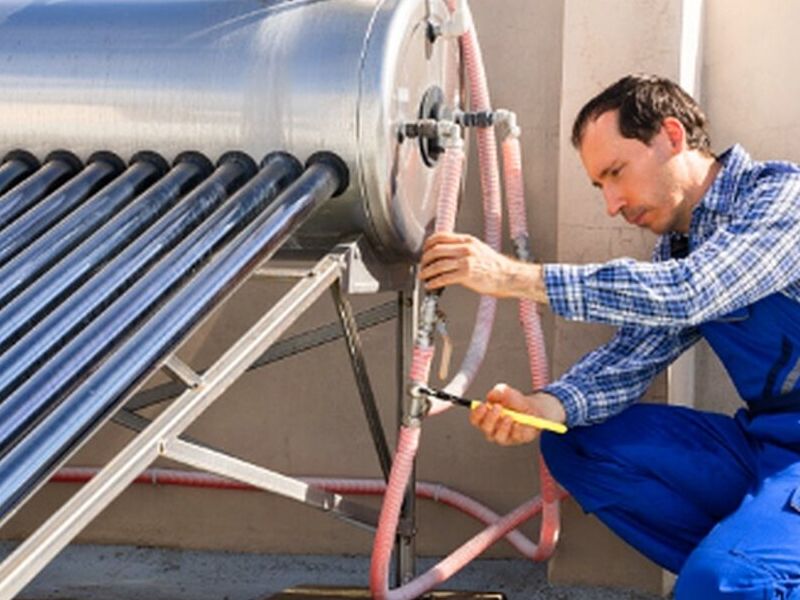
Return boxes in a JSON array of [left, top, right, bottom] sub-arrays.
[[470, 383, 566, 446], [419, 232, 548, 303]]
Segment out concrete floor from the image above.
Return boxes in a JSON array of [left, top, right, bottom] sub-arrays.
[[2, 543, 666, 600]]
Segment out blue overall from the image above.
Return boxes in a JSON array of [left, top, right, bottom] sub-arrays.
[[541, 292, 800, 599]]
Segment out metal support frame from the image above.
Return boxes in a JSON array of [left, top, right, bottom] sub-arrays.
[[395, 283, 419, 586], [330, 281, 393, 481], [119, 299, 399, 414], [0, 241, 415, 599]]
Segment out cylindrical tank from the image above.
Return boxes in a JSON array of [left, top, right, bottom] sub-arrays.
[[0, 0, 461, 260]]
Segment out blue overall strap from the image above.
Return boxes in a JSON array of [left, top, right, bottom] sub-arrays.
[[700, 292, 800, 415]]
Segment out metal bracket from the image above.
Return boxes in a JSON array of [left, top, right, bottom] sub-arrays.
[[253, 266, 315, 280], [162, 355, 203, 389], [161, 438, 398, 534], [330, 281, 393, 481], [336, 238, 413, 295]]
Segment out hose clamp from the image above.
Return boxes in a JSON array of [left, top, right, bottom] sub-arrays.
[[415, 290, 441, 348], [405, 383, 432, 427], [513, 233, 533, 263], [494, 109, 521, 141], [429, 0, 472, 39], [437, 119, 464, 149]]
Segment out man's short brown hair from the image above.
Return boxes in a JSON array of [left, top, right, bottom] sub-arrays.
[[571, 74, 711, 154]]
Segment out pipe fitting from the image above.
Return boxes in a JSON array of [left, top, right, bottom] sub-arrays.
[[415, 291, 440, 348], [402, 118, 438, 140], [403, 118, 462, 148], [494, 109, 521, 140], [439, 0, 472, 38], [512, 233, 533, 263], [437, 119, 464, 149], [405, 383, 431, 427]]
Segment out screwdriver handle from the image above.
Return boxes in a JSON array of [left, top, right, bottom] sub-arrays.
[[469, 400, 568, 434]]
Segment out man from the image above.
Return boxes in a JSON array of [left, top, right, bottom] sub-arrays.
[[420, 74, 800, 599]]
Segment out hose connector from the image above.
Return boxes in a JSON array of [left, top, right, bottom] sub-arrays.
[[495, 109, 521, 141], [429, 0, 472, 39], [512, 233, 533, 263], [454, 109, 521, 141], [403, 118, 463, 149], [415, 290, 441, 348], [405, 383, 432, 427], [454, 110, 495, 129]]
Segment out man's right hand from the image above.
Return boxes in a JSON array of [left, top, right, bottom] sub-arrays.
[[470, 383, 566, 446], [419, 232, 548, 303]]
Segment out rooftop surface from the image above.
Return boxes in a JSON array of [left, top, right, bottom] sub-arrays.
[[2, 543, 666, 600]]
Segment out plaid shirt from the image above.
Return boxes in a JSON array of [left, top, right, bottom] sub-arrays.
[[542, 145, 800, 427]]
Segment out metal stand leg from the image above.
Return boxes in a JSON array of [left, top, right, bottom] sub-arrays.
[[395, 282, 418, 586], [330, 281, 392, 481]]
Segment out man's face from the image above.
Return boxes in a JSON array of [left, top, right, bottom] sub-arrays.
[[578, 110, 686, 235]]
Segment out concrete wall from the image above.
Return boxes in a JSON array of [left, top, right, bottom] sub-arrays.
[[695, 0, 800, 415], [548, 0, 683, 594], [5, 0, 800, 596]]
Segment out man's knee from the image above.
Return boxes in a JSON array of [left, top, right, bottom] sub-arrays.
[[676, 547, 783, 600]]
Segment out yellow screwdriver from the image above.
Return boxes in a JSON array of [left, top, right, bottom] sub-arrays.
[[414, 384, 568, 434]]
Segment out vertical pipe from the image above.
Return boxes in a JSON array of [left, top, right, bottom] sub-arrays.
[[0, 152, 124, 266], [0, 153, 301, 456], [0, 153, 343, 524], [394, 281, 419, 586], [0, 151, 82, 232], [0, 153, 168, 306], [0, 153, 255, 398], [0, 150, 40, 196]]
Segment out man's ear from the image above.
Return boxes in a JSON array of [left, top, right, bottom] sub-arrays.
[[661, 117, 686, 153]]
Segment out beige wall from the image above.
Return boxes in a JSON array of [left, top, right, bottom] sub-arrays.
[[6, 0, 800, 596], [549, 1, 683, 594], [695, 0, 800, 414]]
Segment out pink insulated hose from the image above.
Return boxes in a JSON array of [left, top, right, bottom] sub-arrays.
[[501, 134, 561, 560], [437, 0, 502, 403], [50, 466, 567, 559], [368, 1, 563, 599]]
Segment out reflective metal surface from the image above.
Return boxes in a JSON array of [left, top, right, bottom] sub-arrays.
[[0, 0, 460, 259], [0, 155, 166, 303], [0, 153, 80, 230], [0, 155, 262, 398], [0, 157, 339, 522], [0, 154, 122, 264], [0, 156, 209, 353], [0, 154, 300, 451]]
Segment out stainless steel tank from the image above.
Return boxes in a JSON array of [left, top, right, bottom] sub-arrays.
[[0, 0, 461, 260]]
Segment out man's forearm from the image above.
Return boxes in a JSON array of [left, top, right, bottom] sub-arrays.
[[502, 259, 549, 304]]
